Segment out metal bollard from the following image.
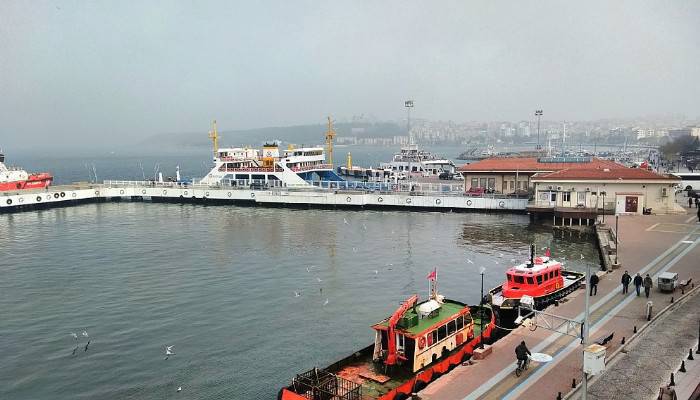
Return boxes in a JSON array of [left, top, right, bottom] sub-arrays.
[[679, 361, 686, 373], [634, 325, 637, 333], [571, 378, 576, 388], [671, 296, 674, 303], [621, 336, 626, 345], [690, 349, 695, 361], [670, 372, 675, 386], [646, 301, 653, 321], [557, 392, 562, 400]]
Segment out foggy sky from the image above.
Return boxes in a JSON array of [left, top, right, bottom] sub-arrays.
[[1, 0, 699, 149]]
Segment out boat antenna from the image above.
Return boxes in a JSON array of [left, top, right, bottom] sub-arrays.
[[529, 244, 535, 268]]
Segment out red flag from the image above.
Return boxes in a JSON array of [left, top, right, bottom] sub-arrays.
[[545, 248, 551, 257], [426, 268, 437, 281]]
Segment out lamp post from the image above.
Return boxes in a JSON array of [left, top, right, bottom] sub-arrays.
[[601, 191, 606, 224], [582, 264, 591, 400], [479, 266, 486, 349], [535, 110, 543, 150]]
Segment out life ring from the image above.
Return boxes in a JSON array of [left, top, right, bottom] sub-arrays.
[[119, 190, 125, 195], [250, 192, 255, 199], [54, 193, 60, 199], [36, 196, 42, 202], [346, 196, 352, 203], [162, 190, 167, 195], [60, 192, 66, 198], [466, 199, 472, 206], [141, 189, 146, 195], [6, 199, 12, 205], [498, 201, 505, 208], [184, 191, 188, 196], [71, 193, 77, 198], [418, 336, 427, 350], [18, 197, 24, 203], [406, 198, 412, 204], [378, 196, 383, 203], [435, 199, 442, 205], [95, 191, 100, 196], [391, 184, 398, 190], [227, 192, 232, 197], [205, 191, 209, 197]]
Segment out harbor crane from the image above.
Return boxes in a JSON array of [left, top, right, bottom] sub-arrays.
[[325, 116, 336, 166], [208, 120, 219, 158]]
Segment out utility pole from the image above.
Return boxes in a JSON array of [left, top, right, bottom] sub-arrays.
[[405, 100, 414, 180], [535, 110, 543, 150], [583, 264, 591, 400]]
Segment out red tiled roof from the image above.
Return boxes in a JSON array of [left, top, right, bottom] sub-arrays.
[[457, 157, 624, 172], [531, 168, 679, 181]]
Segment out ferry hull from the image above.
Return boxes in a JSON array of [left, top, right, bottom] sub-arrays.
[[279, 307, 497, 400], [0, 174, 52, 192]]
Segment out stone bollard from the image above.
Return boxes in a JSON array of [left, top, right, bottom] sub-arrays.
[[621, 336, 626, 345], [634, 325, 637, 333], [670, 372, 675, 386], [557, 392, 562, 400], [671, 296, 674, 303], [689, 349, 695, 361], [646, 301, 653, 321], [679, 361, 686, 373], [571, 378, 576, 388]]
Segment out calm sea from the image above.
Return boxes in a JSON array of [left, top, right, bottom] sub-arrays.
[[0, 146, 600, 399]]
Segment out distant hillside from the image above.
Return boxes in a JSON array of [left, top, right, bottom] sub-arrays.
[[141, 122, 404, 149]]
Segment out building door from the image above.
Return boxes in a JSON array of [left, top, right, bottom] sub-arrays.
[[625, 196, 638, 213]]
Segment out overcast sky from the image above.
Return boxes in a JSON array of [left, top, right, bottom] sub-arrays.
[[1, 0, 699, 149]]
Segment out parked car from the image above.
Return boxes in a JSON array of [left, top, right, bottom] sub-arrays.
[[465, 187, 486, 196], [438, 172, 453, 180]]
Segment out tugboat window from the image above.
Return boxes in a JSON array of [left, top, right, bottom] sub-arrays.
[[536, 275, 543, 284], [447, 320, 456, 335], [513, 275, 524, 284], [527, 277, 534, 285], [438, 325, 447, 341]]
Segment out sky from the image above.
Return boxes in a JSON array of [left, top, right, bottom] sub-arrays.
[[1, 0, 699, 150]]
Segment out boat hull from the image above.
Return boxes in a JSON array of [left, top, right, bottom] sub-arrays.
[[279, 306, 498, 400], [0, 174, 52, 192]]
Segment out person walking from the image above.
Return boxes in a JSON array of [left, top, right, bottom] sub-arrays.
[[695, 197, 700, 209], [589, 273, 599, 296], [644, 273, 653, 298], [621, 270, 631, 294], [634, 273, 643, 296]]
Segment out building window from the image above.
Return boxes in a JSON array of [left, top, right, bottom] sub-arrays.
[[488, 178, 496, 190], [577, 192, 586, 204], [479, 178, 487, 188], [562, 192, 571, 202], [471, 178, 478, 189], [550, 193, 557, 202]]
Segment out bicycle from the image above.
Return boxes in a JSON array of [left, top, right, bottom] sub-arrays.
[[514, 356, 530, 377]]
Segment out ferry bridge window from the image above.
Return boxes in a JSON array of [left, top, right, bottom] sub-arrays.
[[430, 330, 438, 346], [536, 275, 543, 285], [513, 275, 524, 284], [456, 316, 464, 330], [527, 277, 534, 285], [438, 324, 447, 341], [447, 320, 456, 336]]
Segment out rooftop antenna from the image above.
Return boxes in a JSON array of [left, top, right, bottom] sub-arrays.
[[325, 116, 336, 166]]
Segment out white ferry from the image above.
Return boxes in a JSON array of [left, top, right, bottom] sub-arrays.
[[199, 122, 343, 187], [379, 144, 455, 176]]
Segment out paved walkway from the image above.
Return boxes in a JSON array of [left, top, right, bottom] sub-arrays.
[[585, 288, 700, 400], [419, 203, 700, 400]]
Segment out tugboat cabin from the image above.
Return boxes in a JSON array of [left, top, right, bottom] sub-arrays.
[[501, 256, 564, 299], [371, 294, 475, 373]]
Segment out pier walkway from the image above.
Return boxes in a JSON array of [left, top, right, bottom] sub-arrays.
[[0, 180, 528, 213], [419, 209, 700, 400]]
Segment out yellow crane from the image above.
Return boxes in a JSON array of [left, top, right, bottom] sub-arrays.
[[325, 116, 336, 166], [208, 120, 219, 158]]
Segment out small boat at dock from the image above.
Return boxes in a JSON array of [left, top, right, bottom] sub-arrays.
[[279, 275, 497, 400], [488, 245, 585, 327], [0, 151, 52, 192]]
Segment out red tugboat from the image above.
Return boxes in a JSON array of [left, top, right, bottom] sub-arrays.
[[0, 152, 52, 191], [488, 245, 585, 326], [279, 272, 497, 400]]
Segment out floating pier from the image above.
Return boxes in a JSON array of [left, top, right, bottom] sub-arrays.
[[0, 181, 529, 213]]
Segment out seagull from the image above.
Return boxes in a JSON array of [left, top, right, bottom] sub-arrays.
[[323, 299, 329, 306], [177, 386, 182, 393], [580, 254, 585, 260], [70, 332, 78, 341], [84, 340, 90, 352], [343, 218, 349, 225], [374, 270, 378, 275], [165, 345, 175, 360], [316, 277, 322, 283], [81, 330, 89, 338], [493, 260, 499, 264], [352, 247, 357, 253], [306, 267, 311, 272], [362, 223, 367, 230], [294, 291, 301, 297], [498, 253, 504, 258], [467, 259, 474, 264]]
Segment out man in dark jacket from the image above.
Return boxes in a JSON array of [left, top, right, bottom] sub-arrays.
[[621, 271, 632, 294], [590, 273, 600, 296], [697, 205, 700, 223], [634, 273, 643, 296], [515, 340, 531, 369], [644, 274, 653, 298]]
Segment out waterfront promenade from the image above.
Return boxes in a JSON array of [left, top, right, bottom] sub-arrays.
[[419, 204, 700, 400]]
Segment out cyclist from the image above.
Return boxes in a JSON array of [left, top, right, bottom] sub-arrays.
[[515, 340, 531, 370]]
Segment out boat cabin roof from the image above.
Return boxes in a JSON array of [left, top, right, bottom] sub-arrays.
[[372, 300, 469, 337], [508, 257, 561, 275]]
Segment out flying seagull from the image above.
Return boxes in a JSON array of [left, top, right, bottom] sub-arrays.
[[323, 299, 329, 306], [70, 332, 78, 341], [580, 254, 585, 260], [294, 291, 301, 297], [467, 259, 474, 264], [82, 331, 89, 338], [165, 345, 175, 360], [317, 277, 322, 283], [343, 218, 349, 225]]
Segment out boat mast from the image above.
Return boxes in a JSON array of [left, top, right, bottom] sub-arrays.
[[325, 116, 336, 166], [208, 120, 219, 159]]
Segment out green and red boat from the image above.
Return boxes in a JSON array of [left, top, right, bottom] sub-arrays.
[[278, 277, 497, 400]]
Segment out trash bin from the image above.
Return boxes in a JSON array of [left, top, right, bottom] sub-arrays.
[[657, 272, 678, 292]]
